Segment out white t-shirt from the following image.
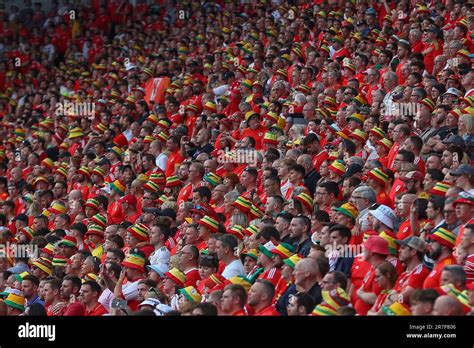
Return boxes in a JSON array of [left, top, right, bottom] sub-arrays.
[[222, 259, 246, 279], [148, 246, 170, 270], [122, 279, 140, 301], [156, 153, 168, 172]]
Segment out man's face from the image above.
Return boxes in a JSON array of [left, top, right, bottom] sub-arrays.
[[329, 231, 346, 246], [220, 289, 235, 313], [321, 273, 337, 291], [427, 241, 443, 260], [247, 282, 263, 307], [43, 283, 57, 304], [80, 284, 94, 305], [21, 280, 36, 298], [289, 218, 304, 239], [137, 283, 150, 302], [60, 280, 75, 300], [293, 263, 307, 286], [274, 217, 288, 233], [460, 229, 473, 250], [411, 300, 433, 316]]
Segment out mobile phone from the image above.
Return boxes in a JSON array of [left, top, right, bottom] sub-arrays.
[[111, 299, 128, 310]]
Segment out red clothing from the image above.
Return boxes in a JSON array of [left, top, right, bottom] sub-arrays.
[[232, 308, 248, 316], [350, 255, 372, 305], [240, 126, 268, 150], [254, 305, 280, 316], [165, 150, 184, 177], [394, 263, 430, 302], [258, 267, 281, 287], [61, 301, 85, 316], [387, 143, 400, 170], [354, 264, 383, 315], [376, 191, 393, 208], [107, 201, 125, 224], [85, 302, 108, 316], [463, 254, 474, 284], [423, 255, 457, 289], [389, 178, 405, 203], [184, 268, 201, 288], [396, 220, 412, 240]]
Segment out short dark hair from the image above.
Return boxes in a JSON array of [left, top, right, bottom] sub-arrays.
[[218, 234, 238, 253], [82, 280, 102, 295], [289, 164, 306, 177], [199, 253, 219, 268], [63, 275, 82, 292], [328, 224, 352, 243], [108, 234, 124, 249], [107, 248, 125, 262], [293, 293, 315, 314], [224, 284, 247, 307], [193, 186, 211, 202], [410, 288, 439, 305], [319, 181, 339, 198], [257, 226, 280, 242], [23, 274, 40, 287], [193, 302, 218, 316], [326, 270, 348, 290], [254, 279, 275, 299]]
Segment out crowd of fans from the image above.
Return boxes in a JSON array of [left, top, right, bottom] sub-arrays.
[[0, 0, 473, 317]]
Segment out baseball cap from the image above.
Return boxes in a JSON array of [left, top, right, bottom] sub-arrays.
[[442, 135, 465, 148], [444, 87, 462, 98], [341, 163, 363, 179], [395, 236, 426, 253], [147, 263, 169, 277], [450, 164, 474, 176], [400, 171, 424, 182], [13, 214, 28, 223], [156, 208, 177, 220]]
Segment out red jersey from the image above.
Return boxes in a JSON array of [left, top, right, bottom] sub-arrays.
[[394, 263, 430, 302], [423, 255, 457, 289], [184, 268, 201, 288], [85, 302, 109, 316], [254, 305, 280, 316], [354, 264, 383, 315], [258, 267, 281, 287]]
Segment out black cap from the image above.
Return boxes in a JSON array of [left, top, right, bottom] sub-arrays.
[[156, 208, 177, 220], [342, 164, 363, 179], [13, 214, 28, 223]]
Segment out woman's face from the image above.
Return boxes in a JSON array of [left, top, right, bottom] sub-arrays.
[[375, 269, 389, 289]]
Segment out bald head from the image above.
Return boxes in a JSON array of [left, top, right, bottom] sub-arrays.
[[432, 295, 463, 316], [69, 190, 82, 201], [296, 258, 319, 277]]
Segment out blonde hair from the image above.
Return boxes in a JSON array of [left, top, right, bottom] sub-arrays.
[[459, 114, 474, 136]]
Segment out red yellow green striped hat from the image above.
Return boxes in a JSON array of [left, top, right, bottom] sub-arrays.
[[137, 174, 149, 182], [20, 227, 35, 241], [122, 253, 146, 272], [225, 276, 252, 292], [258, 241, 277, 258], [271, 243, 295, 259], [316, 107, 332, 119], [429, 181, 452, 196], [335, 202, 358, 220], [457, 290, 472, 314], [347, 113, 365, 124], [232, 196, 252, 213], [382, 302, 411, 316], [31, 257, 53, 276], [77, 166, 91, 178], [33, 176, 49, 187], [376, 138, 393, 151], [349, 129, 368, 143], [127, 223, 150, 241], [263, 111, 279, 123], [90, 213, 107, 228], [328, 159, 346, 176], [198, 215, 220, 233], [312, 304, 339, 316], [322, 287, 351, 311], [295, 192, 314, 212], [367, 168, 389, 185], [157, 131, 169, 143], [335, 129, 351, 140], [379, 231, 398, 256], [323, 96, 337, 107], [41, 158, 54, 169], [165, 175, 182, 188], [243, 225, 260, 237], [4, 293, 26, 312], [204, 101, 217, 112], [94, 122, 108, 133], [249, 203, 264, 219], [241, 248, 260, 261], [420, 98, 436, 113], [297, 84, 311, 94], [14, 271, 30, 282], [91, 167, 106, 178], [164, 267, 186, 287], [244, 110, 259, 122], [109, 146, 124, 159], [318, 45, 330, 55], [157, 195, 169, 205], [82, 273, 99, 283], [50, 202, 67, 215], [263, 132, 278, 145], [283, 254, 303, 269], [327, 151, 339, 162], [179, 286, 202, 303], [110, 179, 126, 196], [146, 114, 159, 125], [52, 255, 68, 267], [144, 181, 160, 193], [369, 126, 385, 139], [41, 243, 55, 256], [59, 236, 77, 247], [428, 227, 456, 249], [351, 93, 368, 106], [86, 224, 105, 237], [150, 172, 166, 184], [227, 225, 245, 240], [55, 166, 68, 179], [203, 172, 223, 187], [276, 69, 288, 79], [143, 135, 154, 144], [85, 198, 100, 211], [241, 79, 253, 89]]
